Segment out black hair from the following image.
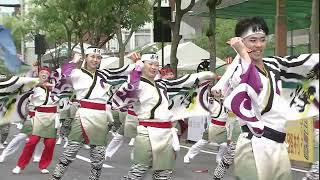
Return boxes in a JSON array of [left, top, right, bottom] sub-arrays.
[[235, 16, 269, 37]]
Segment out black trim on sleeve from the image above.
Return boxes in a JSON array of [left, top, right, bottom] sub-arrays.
[[42, 87, 49, 105], [272, 54, 312, 68], [211, 99, 223, 118], [103, 65, 130, 75], [166, 74, 191, 86], [261, 66, 274, 115], [84, 72, 98, 99], [141, 77, 155, 87], [81, 68, 94, 79], [0, 76, 19, 89], [150, 83, 162, 119]]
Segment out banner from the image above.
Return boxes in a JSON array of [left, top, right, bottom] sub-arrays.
[[285, 118, 314, 163]]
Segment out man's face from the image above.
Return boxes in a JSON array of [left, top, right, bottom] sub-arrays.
[[243, 33, 267, 62], [39, 70, 50, 82], [85, 53, 102, 70], [142, 60, 159, 79]]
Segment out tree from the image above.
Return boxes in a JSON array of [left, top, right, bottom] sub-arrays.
[[156, 0, 196, 76], [26, 0, 78, 59], [192, 18, 237, 61], [205, 0, 222, 73], [112, 0, 152, 67], [26, 0, 117, 59], [310, 0, 319, 53]]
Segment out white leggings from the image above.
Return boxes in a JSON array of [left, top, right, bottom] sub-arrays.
[[105, 133, 125, 158], [0, 133, 43, 160]]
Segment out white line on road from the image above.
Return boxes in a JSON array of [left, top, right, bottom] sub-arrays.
[[180, 145, 218, 155], [180, 145, 309, 173], [76, 155, 114, 168]]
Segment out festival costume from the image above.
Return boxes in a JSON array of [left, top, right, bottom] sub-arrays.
[[112, 67, 214, 179], [105, 109, 134, 159], [0, 110, 43, 162], [215, 53, 319, 180], [15, 85, 58, 172], [51, 62, 134, 180], [183, 97, 240, 179], [184, 98, 228, 161], [0, 75, 42, 162]]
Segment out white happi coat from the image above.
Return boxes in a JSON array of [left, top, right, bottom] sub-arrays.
[[113, 71, 214, 169], [215, 53, 319, 180], [207, 97, 228, 143], [30, 86, 58, 138], [69, 65, 134, 145], [0, 76, 39, 125]]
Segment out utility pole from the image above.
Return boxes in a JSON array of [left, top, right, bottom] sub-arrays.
[[275, 0, 287, 56]]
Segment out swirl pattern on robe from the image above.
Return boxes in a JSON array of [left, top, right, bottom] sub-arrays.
[[224, 62, 264, 136], [0, 76, 38, 125], [50, 68, 73, 98]]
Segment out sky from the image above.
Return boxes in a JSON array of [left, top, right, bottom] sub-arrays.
[[0, 0, 20, 13]]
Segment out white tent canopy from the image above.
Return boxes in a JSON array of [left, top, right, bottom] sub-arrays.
[[99, 56, 133, 69], [157, 42, 225, 70]]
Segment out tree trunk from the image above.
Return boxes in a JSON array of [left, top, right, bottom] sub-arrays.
[[275, 0, 287, 56], [207, 0, 217, 73], [170, 16, 182, 76], [62, 23, 72, 59], [67, 30, 72, 59], [169, 0, 195, 77], [116, 25, 125, 68], [310, 0, 319, 53]]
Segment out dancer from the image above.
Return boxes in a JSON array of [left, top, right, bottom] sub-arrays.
[[51, 47, 135, 180], [112, 53, 215, 180], [0, 108, 43, 163], [12, 66, 59, 174], [183, 95, 229, 164], [217, 16, 319, 180]]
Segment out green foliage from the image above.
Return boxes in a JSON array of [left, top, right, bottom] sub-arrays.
[[113, 0, 152, 31], [192, 18, 237, 59], [26, 0, 118, 47], [291, 44, 310, 55]]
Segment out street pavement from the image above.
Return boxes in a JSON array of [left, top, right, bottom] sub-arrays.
[[0, 127, 307, 180]]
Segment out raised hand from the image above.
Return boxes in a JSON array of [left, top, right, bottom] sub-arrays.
[[72, 53, 82, 63], [227, 37, 252, 63]]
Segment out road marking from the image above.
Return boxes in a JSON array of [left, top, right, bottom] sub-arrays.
[[180, 145, 218, 155], [180, 145, 309, 173], [76, 155, 114, 168]]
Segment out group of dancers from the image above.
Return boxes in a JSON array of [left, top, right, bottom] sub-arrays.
[[0, 16, 319, 180]]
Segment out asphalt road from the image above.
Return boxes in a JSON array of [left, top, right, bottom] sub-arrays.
[[0, 127, 307, 180]]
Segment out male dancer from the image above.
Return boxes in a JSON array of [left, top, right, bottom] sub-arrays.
[[112, 53, 216, 179], [217, 16, 319, 180], [51, 47, 135, 180]]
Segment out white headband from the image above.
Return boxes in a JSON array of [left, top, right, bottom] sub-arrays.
[[85, 47, 103, 56], [241, 27, 266, 38], [141, 53, 158, 62]]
